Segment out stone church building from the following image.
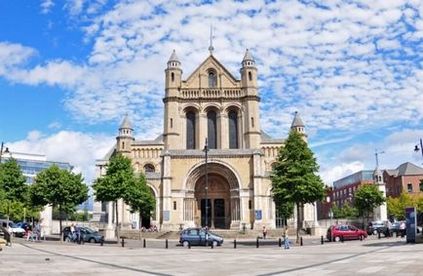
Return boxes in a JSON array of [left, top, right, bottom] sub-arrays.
[[94, 48, 317, 235]]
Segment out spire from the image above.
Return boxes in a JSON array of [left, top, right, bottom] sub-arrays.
[[168, 49, 179, 63], [208, 25, 214, 55], [120, 113, 132, 130], [242, 49, 255, 67], [291, 111, 305, 128]]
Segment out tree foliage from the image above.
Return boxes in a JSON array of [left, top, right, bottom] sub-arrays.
[[387, 191, 423, 220], [271, 131, 325, 242], [30, 165, 88, 234], [0, 158, 27, 201], [332, 203, 358, 219], [124, 174, 155, 219], [354, 184, 385, 217]]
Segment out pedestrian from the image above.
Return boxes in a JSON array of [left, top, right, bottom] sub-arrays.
[[70, 224, 76, 242], [262, 226, 267, 239], [283, 226, 290, 249], [34, 221, 41, 241]]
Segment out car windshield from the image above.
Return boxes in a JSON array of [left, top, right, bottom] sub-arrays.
[[83, 227, 95, 234]]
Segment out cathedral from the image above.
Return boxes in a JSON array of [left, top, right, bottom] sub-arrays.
[[94, 46, 317, 235]]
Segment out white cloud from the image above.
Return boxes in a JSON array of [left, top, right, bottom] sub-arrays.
[[40, 0, 54, 14], [8, 131, 114, 184], [319, 161, 365, 186]]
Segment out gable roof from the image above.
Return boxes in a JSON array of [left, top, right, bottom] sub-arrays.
[[384, 162, 423, 177], [184, 54, 238, 84]]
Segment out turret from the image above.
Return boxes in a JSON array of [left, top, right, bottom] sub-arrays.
[[165, 50, 182, 95], [291, 111, 307, 141], [240, 49, 258, 91], [116, 114, 134, 154]]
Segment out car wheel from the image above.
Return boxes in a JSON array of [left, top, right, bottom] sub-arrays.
[[183, 240, 190, 247], [89, 238, 95, 243], [373, 230, 378, 235], [65, 236, 71, 243], [212, 240, 218, 247], [334, 236, 341, 242]]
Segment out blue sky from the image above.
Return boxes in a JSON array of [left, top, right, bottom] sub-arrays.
[[1, 0, 423, 184]]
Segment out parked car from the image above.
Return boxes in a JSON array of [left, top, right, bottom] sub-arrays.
[[63, 226, 104, 243], [179, 228, 224, 247], [0, 220, 25, 238], [367, 221, 387, 235], [15, 222, 31, 231], [327, 224, 367, 242]]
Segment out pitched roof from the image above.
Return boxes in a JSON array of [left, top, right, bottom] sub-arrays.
[[384, 162, 423, 176], [184, 54, 238, 84], [291, 111, 305, 128], [243, 49, 254, 61]]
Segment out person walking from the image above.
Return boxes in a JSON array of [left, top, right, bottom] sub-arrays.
[[283, 226, 290, 249], [262, 226, 268, 239]]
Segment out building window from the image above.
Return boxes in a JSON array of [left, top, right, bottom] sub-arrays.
[[173, 201, 177, 210], [251, 117, 254, 127], [208, 70, 217, 88], [207, 110, 217, 149], [248, 71, 252, 81], [170, 118, 173, 128], [248, 200, 252, 209], [228, 110, 239, 149], [407, 183, 413, 193], [171, 72, 175, 82], [186, 111, 196, 149], [420, 182, 423, 192], [144, 164, 155, 173]]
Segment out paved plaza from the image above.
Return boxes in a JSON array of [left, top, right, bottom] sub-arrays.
[[1, 237, 423, 275]]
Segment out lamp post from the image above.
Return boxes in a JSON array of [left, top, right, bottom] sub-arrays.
[[203, 138, 209, 229], [0, 142, 11, 232], [414, 138, 423, 161]]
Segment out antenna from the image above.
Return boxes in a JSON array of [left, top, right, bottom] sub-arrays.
[[375, 149, 385, 168], [208, 25, 214, 55]]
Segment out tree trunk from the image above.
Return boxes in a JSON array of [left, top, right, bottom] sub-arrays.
[[296, 203, 301, 244], [58, 205, 63, 243], [115, 200, 120, 240]]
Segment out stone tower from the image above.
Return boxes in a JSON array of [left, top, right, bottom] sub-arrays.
[[373, 166, 387, 221], [163, 50, 183, 150], [291, 111, 307, 142], [240, 49, 261, 148], [116, 114, 134, 156]]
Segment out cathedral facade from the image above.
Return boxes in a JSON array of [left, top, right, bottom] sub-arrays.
[[95, 48, 315, 233]]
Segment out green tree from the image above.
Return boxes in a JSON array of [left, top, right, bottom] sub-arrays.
[[30, 165, 88, 235], [271, 131, 325, 243], [93, 154, 136, 239], [387, 192, 423, 220], [0, 159, 28, 222], [332, 203, 358, 219], [124, 174, 155, 226], [274, 199, 294, 226], [354, 184, 385, 226]]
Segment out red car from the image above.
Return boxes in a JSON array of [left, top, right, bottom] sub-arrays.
[[327, 224, 367, 242]]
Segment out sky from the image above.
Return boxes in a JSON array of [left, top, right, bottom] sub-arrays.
[[1, 0, 423, 186]]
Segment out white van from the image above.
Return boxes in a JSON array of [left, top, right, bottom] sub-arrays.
[[0, 220, 25, 237]]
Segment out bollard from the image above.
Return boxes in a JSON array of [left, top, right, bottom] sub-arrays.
[[378, 231, 381, 239], [256, 237, 259, 248], [211, 241, 214, 249], [165, 239, 168, 249], [360, 235, 363, 241], [341, 236, 344, 243], [121, 237, 125, 247], [278, 238, 282, 248], [300, 237, 303, 246], [234, 239, 236, 249], [100, 238, 104, 246], [188, 242, 191, 249], [321, 235, 324, 245], [143, 238, 146, 248]]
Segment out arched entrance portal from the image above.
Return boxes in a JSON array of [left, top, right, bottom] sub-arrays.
[[185, 162, 241, 230], [194, 174, 230, 229]]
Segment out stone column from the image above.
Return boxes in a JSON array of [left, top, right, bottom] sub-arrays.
[[161, 151, 173, 230]]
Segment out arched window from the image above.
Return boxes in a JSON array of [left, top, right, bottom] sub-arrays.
[[171, 72, 175, 82], [228, 110, 239, 149], [248, 71, 252, 81], [144, 164, 155, 173], [186, 111, 196, 149], [208, 70, 217, 88], [207, 110, 217, 149]]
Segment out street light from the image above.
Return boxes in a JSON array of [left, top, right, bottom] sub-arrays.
[[414, 138, 423, 160], [203, 138, 209, 229]]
